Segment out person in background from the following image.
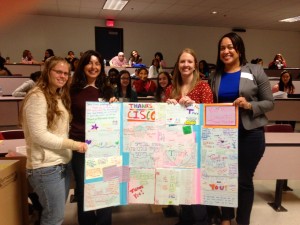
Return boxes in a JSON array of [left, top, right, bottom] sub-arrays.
[[148, 58, 160, 79], [132, 67, 156, 96], [165, 48, 213, 225], [114, 69, 138, 102], [70, 50, 117, 225], [128, 50, 142, 66], [154, 51, 167, 68], [155, 71, 172, 102], [251, 58, 263, 67], [272, 70, 295, 94], [209, 32, 274, 225], [21, 49, 40, 64], [109, 52, 128, 67], [272, 70, 296, 130], [21, 56, 88, 225], [199, 60, 210, 78], [12, 71, 41, 97], [107, 67, 119, 90], [42, 48, 55, 62], [65, 50, 78, 72], [0, 52, 12, 75], [268, 53, 287, 69]]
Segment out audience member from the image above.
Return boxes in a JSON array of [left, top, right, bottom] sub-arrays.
[[128, 50, 142, 67], [21, 49, 40, 64], [165, 48, 213, 225], [0, 52, 12, 75], [132, 67, 156, 96], [12, 71, 41, 96], [272, 70, 296, 129], [148, 58, 159, 78], [199, 60, 210, 78], [155, 71, 172, 102], [272, 70, 295, 94], [42, 48, 55, 62], [154, 51, 167, 68], [268, 53, 287, 69], [107, 67, 119, 90], [109, 52, 128, 67], [21, 56, 87, 225], [209, 32, 274, 225], [114, 70, 138, 102], [70, 50, 116, 225], [65, 50, 78, 71], [251, 58, 263, 67]]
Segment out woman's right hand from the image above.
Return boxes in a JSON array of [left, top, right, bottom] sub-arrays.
[[77, 142, 88, 154], [166, 98, 178, 104]]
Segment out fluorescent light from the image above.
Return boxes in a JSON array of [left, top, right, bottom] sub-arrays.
[[103, 0, 128, 11], [279, 16, 300, 22]]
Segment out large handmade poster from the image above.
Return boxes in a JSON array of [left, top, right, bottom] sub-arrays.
[[84, 102, 238, 211]]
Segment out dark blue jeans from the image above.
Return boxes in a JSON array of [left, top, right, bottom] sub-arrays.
[[221, 126, 265, 225]]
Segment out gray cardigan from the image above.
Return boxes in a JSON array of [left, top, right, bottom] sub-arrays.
[[209, 63, 274, 130]]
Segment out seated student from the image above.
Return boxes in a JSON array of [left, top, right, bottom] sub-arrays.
[[148, 58, 160, 79], [155, 71, 172, 102], [114, 70, 138, 102], [272, 70, 295, 94], [199, 60, 210, 78], [0, 53, 12, 76], [108, 68, 119, 91], [42, 49, 55, 62], [132, 68, 156, 97], [268, 53, 287, 69], [154, 51, 167, 68], [12, 71, 42, 97], [21, 50, 41, 64], [65, 50, 78, 72], [109, 52, 128, 67], [128, 50, 142, 67]]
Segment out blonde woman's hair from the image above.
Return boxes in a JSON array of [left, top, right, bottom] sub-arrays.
[[170, 48, 200, 99], [20, 56, 71, 129]]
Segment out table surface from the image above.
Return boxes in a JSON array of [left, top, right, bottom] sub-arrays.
[[0, 139, 26, 153]]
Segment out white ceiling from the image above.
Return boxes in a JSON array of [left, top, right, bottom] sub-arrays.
[[27, 0, 300, 32]]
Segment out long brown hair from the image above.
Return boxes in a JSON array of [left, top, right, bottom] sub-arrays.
[[170, 48, 200, 99], [20, 56, 71, 129]]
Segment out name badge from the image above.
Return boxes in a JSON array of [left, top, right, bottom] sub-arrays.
[[241, 72, 253, 80]]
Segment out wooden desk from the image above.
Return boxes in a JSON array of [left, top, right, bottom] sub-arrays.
[[254, 132, 300, 211], [6, 64, 42, 76], [0, 139, 26, 154], [0, 96, 24, 126], [0, 76, 30, 96], [266, 98, 300, 121]]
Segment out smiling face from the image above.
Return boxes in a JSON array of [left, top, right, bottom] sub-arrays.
[[120, 72, 130, 88], [138, 68, 148, 81], [178, 52, 196, 79], [219, 37, 240, 69], [84, 55, 101, 85], [158, 73, 169, 88], [48, 62, 70, 91]]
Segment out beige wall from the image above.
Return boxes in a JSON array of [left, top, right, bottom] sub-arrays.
[[0, 15, 300, 68]]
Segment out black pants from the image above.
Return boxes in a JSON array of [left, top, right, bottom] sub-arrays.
[[221, 126, 265, 225], [72, 152, 112, 225], [178, 204, 208, 225]]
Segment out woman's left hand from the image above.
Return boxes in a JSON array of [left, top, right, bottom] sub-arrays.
[[109, 97, 118, 103], [179, 96, 195, 107], [233, 97, 252, 110]]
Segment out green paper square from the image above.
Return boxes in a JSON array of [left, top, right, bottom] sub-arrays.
[[182, 125, 192, 134]]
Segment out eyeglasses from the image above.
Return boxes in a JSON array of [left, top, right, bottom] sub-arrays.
[[51, 69, 70, 77]]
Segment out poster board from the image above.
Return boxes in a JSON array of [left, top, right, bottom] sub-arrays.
[[84, 102, 238, 210]]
